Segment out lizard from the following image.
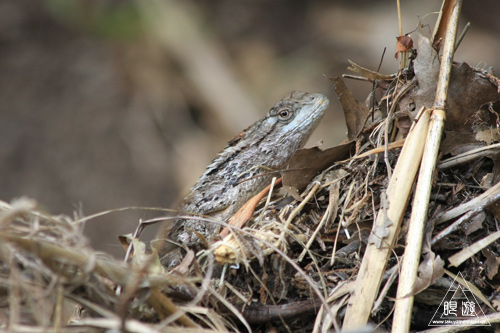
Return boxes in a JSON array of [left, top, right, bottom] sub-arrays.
[[166, 91, 329, 250]]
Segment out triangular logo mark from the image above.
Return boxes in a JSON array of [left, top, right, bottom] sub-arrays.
[[428, 272, 490, 327]]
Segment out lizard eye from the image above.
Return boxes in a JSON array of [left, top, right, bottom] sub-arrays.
[[278, 108, 292, 120]]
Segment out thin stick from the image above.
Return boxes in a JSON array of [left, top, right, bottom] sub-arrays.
[[434, 168, 500, 225], [455, 21, 470, 51], [397, 0, 402, 36], [438, 141, 500, 169], [298, 181, 337, 262], [448, 230, 500, 267], [393, 1, 462, 332], [397, 0, 403, 69], [278, 182, 320, 248], [431, 181, 500, 245]]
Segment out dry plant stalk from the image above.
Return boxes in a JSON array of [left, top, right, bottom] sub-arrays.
[[342, 108, 430, 329], [393, 1, 462, 331]]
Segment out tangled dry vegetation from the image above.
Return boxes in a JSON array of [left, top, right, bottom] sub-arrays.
[[2, 1, 500, 332]]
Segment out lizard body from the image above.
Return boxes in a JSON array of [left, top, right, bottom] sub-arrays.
[[170, 91, 329, 247]]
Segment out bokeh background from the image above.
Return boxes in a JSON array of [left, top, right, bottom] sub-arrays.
[[1, 0, 499, 257]]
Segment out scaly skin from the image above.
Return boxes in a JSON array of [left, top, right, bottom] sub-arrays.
[[170, 91, 329, 247]]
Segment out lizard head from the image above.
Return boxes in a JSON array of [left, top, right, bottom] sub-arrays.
[[263, 90, 329, 151]]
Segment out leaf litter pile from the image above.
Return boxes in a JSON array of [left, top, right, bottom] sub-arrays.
[[2, 3, 500, 333]]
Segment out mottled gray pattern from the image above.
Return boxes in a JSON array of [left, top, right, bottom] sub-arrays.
[[171, 91, 329, 247]]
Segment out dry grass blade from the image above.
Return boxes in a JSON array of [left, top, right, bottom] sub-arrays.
[[206, 285, 251, 333], [149, 289, 199, 327], [298, 180, 340, 262], [0, 234, 191, 289], [444, 270, 495, 311], [278, 182, 321, 247]]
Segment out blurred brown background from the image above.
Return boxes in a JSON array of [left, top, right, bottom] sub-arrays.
[[1, 0, 499, 257]]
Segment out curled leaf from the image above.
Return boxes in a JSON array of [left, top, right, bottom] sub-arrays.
[[395, 35, 414, 59]]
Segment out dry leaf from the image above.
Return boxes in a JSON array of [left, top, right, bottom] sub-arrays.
[[475, 128, 500, 144], [400, 33, 500, 133], [173, 249, 195, 274], [446, 63, 500, 132], [441, 131, 485, 156], [464, 211, 485, 235], [410, 32, 440, 109], [444, 269, 495, 311], [409, 251, 445, 297], [330, 76, 370, 141], [394, 35, 414, 59], [119, 234, 165, 275], [407, 215, 444, 297], [282, 142, 354, 197], [482, 248, 500, 280]]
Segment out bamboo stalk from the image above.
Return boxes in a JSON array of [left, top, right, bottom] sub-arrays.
[[392, 1, 462, 332], [342, 109, 430, 329]]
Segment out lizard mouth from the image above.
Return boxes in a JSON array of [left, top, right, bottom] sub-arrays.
[[310, 94, 329, 116], [317, 94, 329, 106], [316, 97, 329, 109]]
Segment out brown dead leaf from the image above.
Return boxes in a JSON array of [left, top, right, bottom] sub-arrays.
[[330, 76, 370, 141], [118, 233, 132, 252], [402, 33, 500, 135], [482, 248, 500, 280], [464, 211, 485, 236], [409, 32, 440, 110], [282, 142, 354, 198], [219, 178, 281, 239], [446, 64, 500, 132], [475, 127, 500, 144], [406, 218, 444, 297], [394, 111, 414, 136], [394, 35, 414, 59], [441, 131, 485, 156], [409, 250, 445, 297], [444, 269, 496, 311]]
